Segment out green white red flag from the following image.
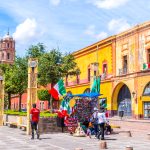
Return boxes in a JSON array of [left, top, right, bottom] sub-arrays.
[[49, 79, 66, 100]]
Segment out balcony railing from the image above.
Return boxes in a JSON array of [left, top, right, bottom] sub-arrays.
[[101, 73, 106, 80], [119, 68, 127, 75]]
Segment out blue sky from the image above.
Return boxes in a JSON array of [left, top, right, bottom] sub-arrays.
[[0, 0, 150, 56]]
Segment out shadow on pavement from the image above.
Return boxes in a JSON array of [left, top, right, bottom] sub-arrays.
[[39, 137, 52, 140]]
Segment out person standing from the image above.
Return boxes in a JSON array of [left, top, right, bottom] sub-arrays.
[[97, 107, 108, 140], [92, 107, 99, 137], [30, 103, 40, 139]]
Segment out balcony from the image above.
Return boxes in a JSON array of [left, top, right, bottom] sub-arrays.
[[119, 68, 127, 75]]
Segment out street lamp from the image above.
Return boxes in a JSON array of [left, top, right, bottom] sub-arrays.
[[132, 91, 136, 98], [29, 60, 37, 73]]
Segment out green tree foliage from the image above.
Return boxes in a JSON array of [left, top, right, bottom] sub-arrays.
[[0, 64, 15, 109], [12, 57, 28, 111], [38, 49, 80, 86], [37, 90, 50, 101], [26, 43, 46, 58]]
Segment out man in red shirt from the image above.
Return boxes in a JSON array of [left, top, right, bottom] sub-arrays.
[[30, 103, 40, 139]]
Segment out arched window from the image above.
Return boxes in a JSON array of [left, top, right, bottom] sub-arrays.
[[143, 82, 150, 96], [83, 88, 90, 93], [67, 91, 72, 96]]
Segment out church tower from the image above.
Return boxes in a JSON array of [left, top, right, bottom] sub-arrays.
[[0, 30, 15, 64]]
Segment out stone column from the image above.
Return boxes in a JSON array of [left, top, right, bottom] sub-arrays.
[[26, 58, 38, 135], [0, 72, 4, 126]]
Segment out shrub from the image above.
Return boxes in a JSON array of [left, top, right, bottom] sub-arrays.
[[37, 89, 50, 101]]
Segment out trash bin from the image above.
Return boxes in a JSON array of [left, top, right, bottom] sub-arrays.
[[119, 111, 124, 118]]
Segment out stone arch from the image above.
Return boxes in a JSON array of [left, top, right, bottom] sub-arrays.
[[111, 82, 132, 116], [142, 81, 150, 96], [67, 91, 72, 95], [83, 88, 90, 93]]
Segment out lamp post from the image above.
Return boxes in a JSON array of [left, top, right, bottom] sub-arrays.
[[0, 74, 4, 126], [27, 58, 38, 135]]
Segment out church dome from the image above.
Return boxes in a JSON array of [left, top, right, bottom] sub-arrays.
[[3, 31, 13, 40]]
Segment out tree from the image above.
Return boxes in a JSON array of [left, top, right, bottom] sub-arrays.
[[38, 49, 80, 110], [0, 64, 15, 109], [26, 43, 46, 58], [37, 90, 50, 101], [12, 57, 28, 111], [38, 50, 80, 86]]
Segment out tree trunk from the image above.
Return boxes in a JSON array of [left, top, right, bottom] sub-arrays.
[[19, 94, 22, 112], [8, 92, 11, 109], [49, 95, 53, 113]]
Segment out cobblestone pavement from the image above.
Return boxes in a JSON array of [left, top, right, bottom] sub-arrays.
[[0, 126, 150, 150]]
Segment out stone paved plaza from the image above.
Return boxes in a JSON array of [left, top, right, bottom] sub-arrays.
[[0, 126, 150, 150]]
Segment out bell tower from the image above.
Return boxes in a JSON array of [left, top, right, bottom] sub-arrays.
[[0, 30, 15, 64]]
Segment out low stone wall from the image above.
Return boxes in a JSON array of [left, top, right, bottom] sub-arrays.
[[38, 118, 67, 134], [3, 114, 68, 133]]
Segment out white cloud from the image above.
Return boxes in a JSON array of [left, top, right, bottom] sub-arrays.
[[88, 0, 129, 9], [13, 18, 39, 44], [85, 25, 108, 40], [49, 0, 61, 6], [96, 32, 108, 40], [85, 25, 95, 36], [108, 18, 131, 33]]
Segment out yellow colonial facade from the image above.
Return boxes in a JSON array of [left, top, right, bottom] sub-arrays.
[[66, 21, 150, 119], [66, 36, 116, 112], [112, 22, 150, 118]]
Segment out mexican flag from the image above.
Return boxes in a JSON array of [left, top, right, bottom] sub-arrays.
[[91, 76, 101, 93], [143, 63, 150, 70], [49, 79, 66, 100]]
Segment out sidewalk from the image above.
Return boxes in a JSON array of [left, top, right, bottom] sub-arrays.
[[0, 126, 150, 150]]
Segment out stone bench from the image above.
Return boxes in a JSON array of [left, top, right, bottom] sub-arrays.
[[7, 122, 17, 128]]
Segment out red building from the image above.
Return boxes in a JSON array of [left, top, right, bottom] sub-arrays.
[[11, 93, 49, 111]]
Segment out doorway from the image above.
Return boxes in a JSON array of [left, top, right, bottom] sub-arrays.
[[117, 84, 131, 116]]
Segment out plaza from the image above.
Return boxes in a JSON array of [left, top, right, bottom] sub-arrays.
[[0, 118, 150, 150]]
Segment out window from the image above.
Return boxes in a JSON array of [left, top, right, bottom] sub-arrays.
[[84, 88, 90, 93], [143, 82, 150, 96], [103, 64, 107, 74], [88, 68, 90, 82], [144, 102, 150, 118], [94, 70, 96, 76], [7, 43, 9, 48], [123, 55, 128, 74], [7, 53, 10, 59]]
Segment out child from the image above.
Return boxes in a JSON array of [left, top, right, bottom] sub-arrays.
[[86, 121, 93, 138]]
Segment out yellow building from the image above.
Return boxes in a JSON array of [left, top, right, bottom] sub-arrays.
[[112, 22, 150, 119], [66, 21, 150, 119], [66, 36, 116, 112]]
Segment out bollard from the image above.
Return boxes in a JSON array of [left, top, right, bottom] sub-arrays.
[[147, 133, 150, 140], [100, 141, 107, 149], [126, 146, 133, 150], [75, 148, 83, 150]]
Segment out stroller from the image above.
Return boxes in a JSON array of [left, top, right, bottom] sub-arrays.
[[96, 123, 112, 139]]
